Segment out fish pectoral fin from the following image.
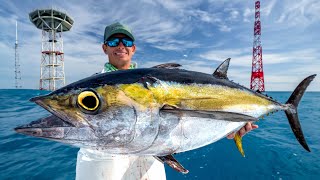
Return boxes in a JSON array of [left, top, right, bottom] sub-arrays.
[[151, 63, 182, 69], [154, 155, 189, 174], [233, 133, 245, 157], [161, 104, 180, 110], [160, 109, 258, 122], [138, 76, 161, 89]]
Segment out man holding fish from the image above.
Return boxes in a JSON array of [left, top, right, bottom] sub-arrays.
[[16, 21, 314, 180], [75, 22, 258, 180]]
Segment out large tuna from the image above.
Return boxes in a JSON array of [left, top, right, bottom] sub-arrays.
[[15, 59, 315, 173]]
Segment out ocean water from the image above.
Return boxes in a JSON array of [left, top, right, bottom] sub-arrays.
[[0, 89, 319, 180]]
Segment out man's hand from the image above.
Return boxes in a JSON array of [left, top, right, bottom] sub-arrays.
[[227, 122, 258, 139]]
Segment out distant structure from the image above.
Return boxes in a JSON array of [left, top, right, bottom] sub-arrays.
[[250, 1, 265, 92], [29, 9, 73, 91], [15, 21, 22, 89]]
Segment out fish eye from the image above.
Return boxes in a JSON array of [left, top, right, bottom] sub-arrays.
[[77, 90, 100, 113]]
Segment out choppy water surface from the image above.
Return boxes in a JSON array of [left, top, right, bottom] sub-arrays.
[[0, 89, 319, 179]]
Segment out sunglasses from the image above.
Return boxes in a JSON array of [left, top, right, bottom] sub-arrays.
[[105, 37, 134, 47]]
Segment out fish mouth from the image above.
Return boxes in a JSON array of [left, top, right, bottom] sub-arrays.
[[30, 95, 85, 128], [14, 115, 75, 139]]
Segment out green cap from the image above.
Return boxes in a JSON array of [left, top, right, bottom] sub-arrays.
[[104, 22, 135, 43]]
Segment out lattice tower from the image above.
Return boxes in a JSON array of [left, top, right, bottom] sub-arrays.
[[250, 1, 265, 92], [29, 9, 73, 91], [15, 21, 22, 88]]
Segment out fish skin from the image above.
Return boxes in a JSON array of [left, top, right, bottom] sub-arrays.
[[15, 65, 315, 155]]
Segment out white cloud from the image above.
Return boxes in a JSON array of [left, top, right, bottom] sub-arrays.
[[243, 8, 253, 22], [276, 0, 320, 27], [152, 40, 200, 51], [153, 0, 202, 12], [198, 48, 249, 61], [199, 48, 319, 66], [0, 0, 319, 91], [218, 24, 232, 32], [262, 0, 276, 16], [184, 9, 222, 24], [229, 9, 239, 20]]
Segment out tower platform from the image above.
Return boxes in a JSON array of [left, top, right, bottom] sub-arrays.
[[29, 9, 73, 32]]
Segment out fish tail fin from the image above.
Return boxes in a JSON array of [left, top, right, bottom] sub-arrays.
[[234, 133, 245, 157], [284, 74, 316, 152]]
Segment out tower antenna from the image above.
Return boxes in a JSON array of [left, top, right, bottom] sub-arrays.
[[250, 1, 265, 92], [15, 21, 22, 89]]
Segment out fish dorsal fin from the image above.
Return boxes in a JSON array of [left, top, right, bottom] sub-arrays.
[[151, 63, 182, 69], [154, 155, 189, 174], [213, 58, 231, 79]]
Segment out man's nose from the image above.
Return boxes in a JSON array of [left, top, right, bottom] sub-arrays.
[[117, 41, 125, 48]]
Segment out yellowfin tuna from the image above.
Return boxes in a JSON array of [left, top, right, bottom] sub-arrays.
[[15, 58, 315, 173]]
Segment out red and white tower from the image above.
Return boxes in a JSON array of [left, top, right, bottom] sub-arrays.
[[250, 1, 265, 92]]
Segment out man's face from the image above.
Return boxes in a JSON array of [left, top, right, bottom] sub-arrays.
[[102, 33, 136, 70]]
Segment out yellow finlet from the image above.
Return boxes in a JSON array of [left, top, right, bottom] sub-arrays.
[[234, 133, 245, 157]]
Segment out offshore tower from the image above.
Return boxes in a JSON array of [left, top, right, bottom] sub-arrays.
[[29, 9, 73, 91], [250, 1, 265, 92]]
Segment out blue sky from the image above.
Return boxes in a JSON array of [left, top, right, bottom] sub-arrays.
[[0, 0, 319, 91]]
